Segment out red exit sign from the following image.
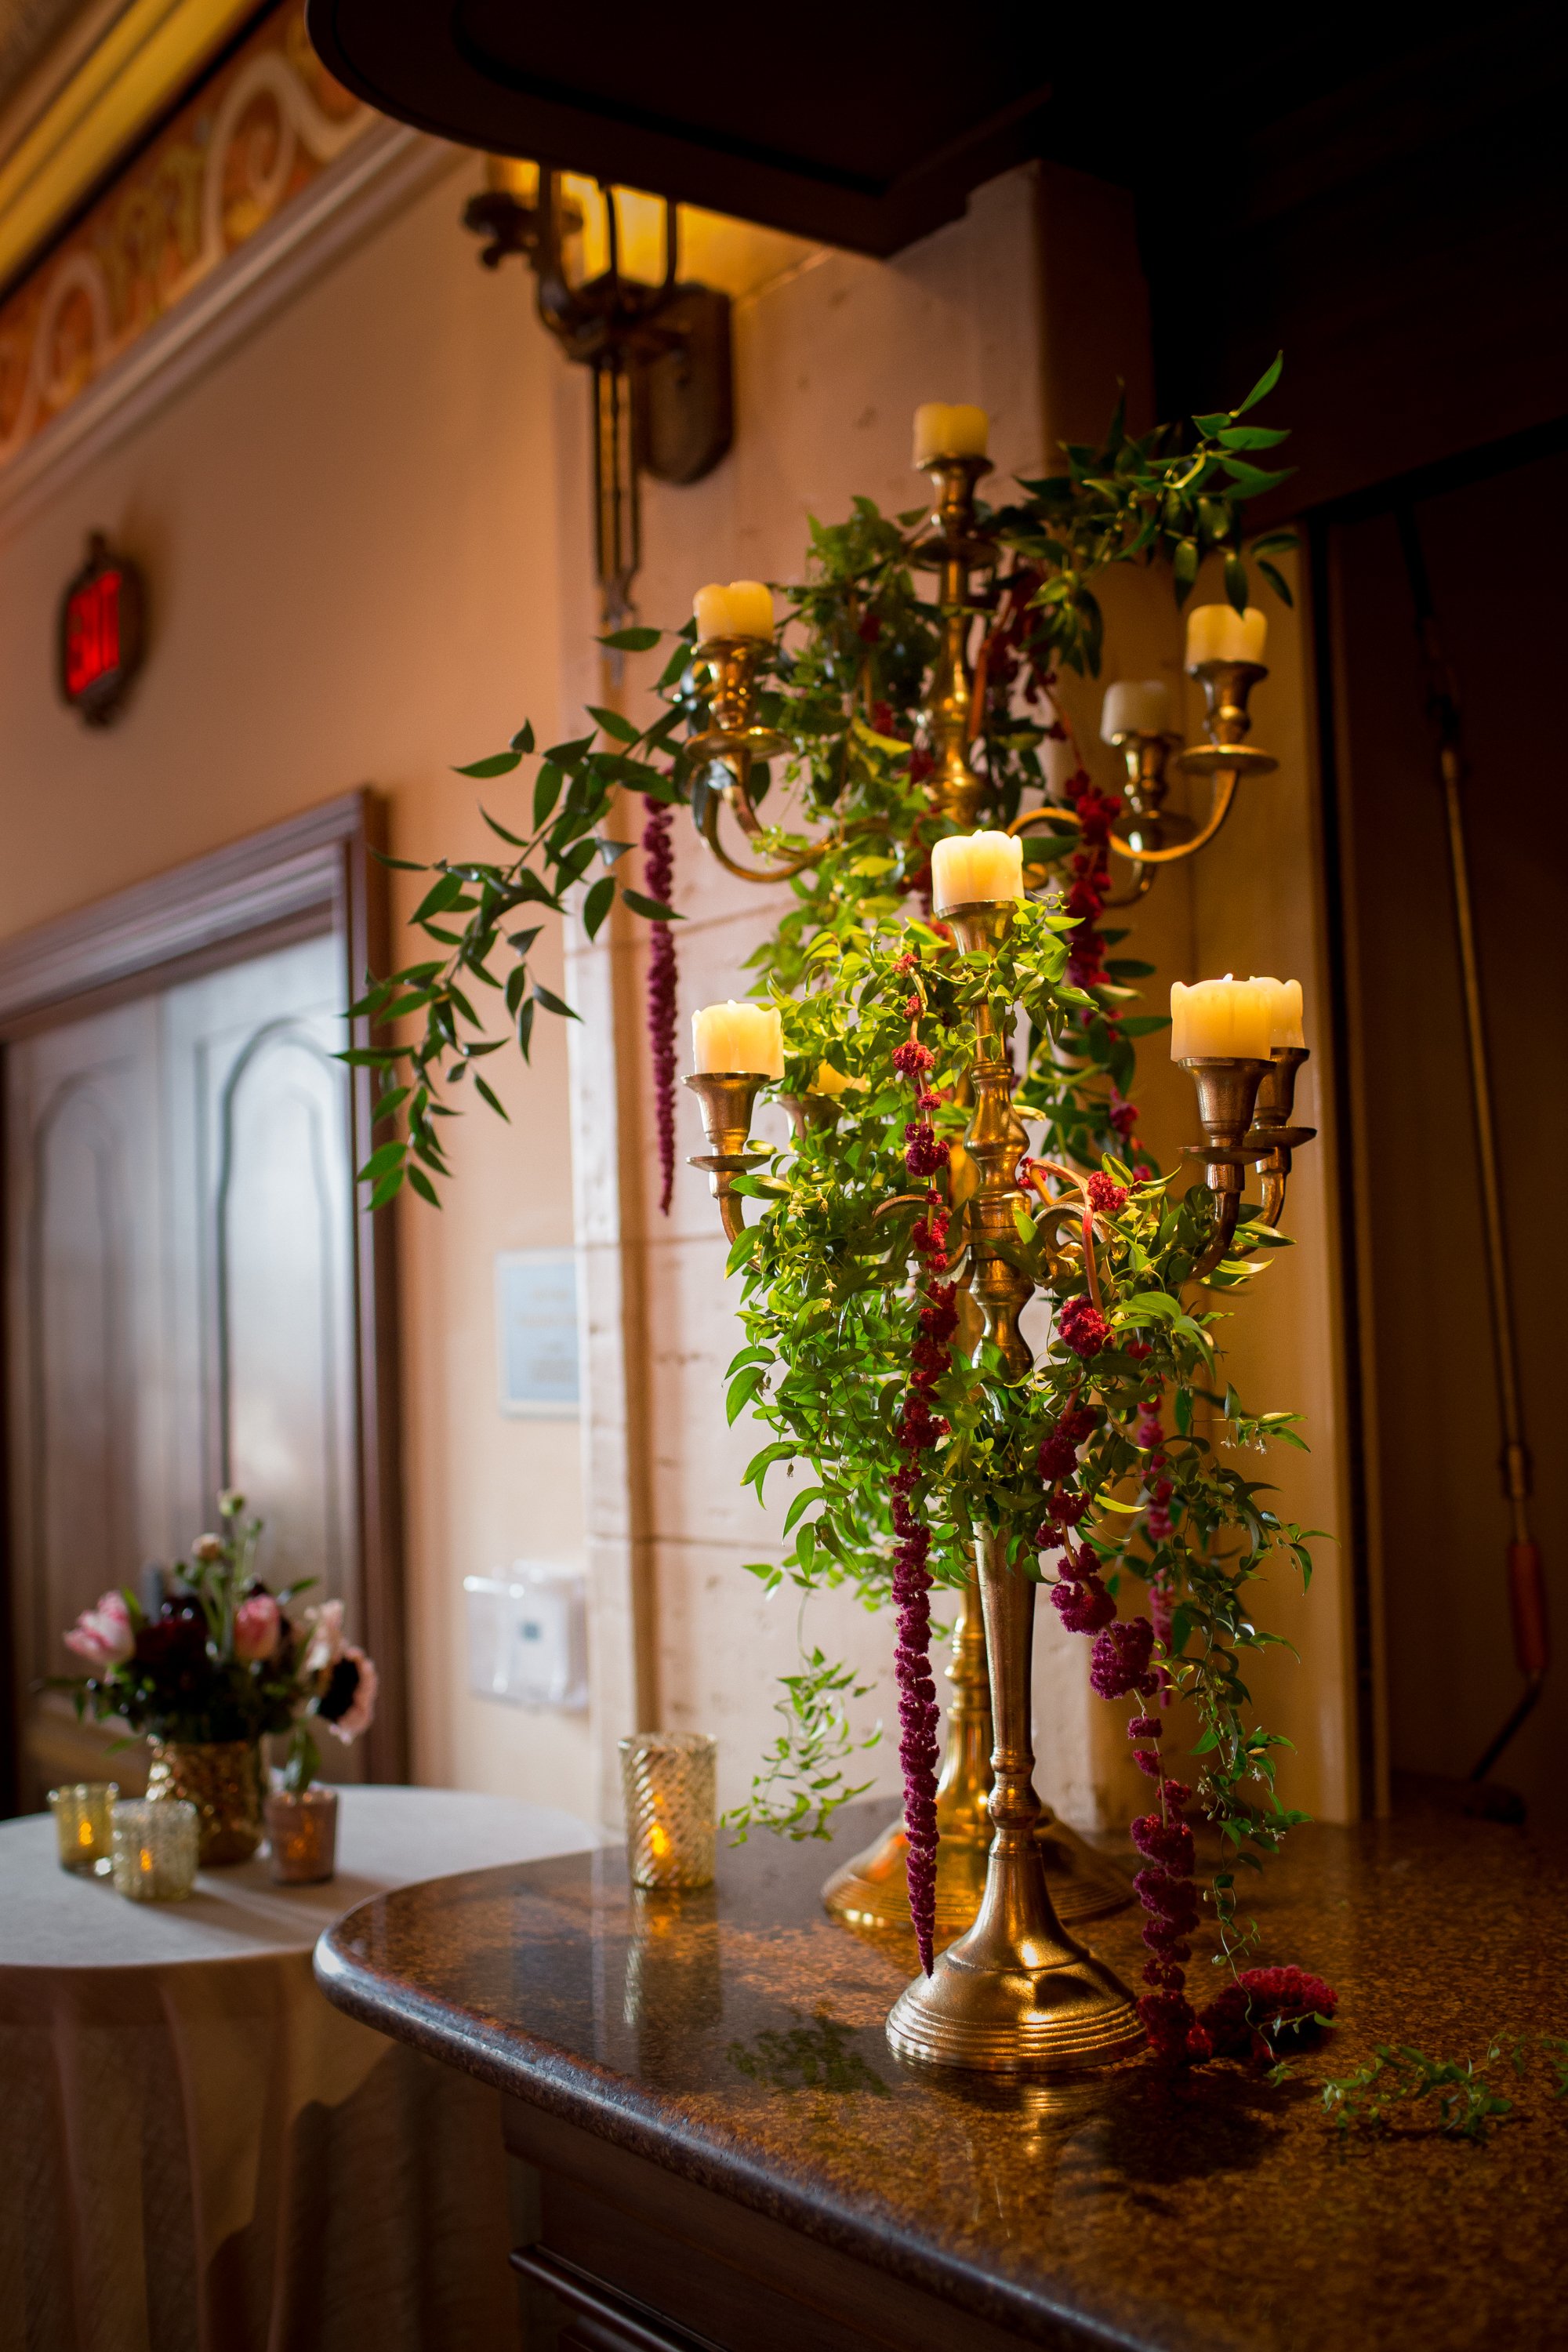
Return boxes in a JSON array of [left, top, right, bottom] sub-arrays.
[[59, 533, 145, 725]]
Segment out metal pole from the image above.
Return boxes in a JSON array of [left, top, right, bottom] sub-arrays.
[[1395, 506, 1548, 1778]]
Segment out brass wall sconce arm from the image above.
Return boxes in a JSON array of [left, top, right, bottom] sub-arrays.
[[464, 166, 733, 627]]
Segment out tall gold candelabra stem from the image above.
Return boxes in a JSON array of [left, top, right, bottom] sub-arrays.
[[885, 897, 1141, 2073], [913, 453, 993, 829], [822, 1545, 1131, 1940]]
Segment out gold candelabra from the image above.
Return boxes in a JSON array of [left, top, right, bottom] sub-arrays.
[[687, 893, 1316, 2072]]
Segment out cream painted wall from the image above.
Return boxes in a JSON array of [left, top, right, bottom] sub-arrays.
[[0, 145, 597, 1809]]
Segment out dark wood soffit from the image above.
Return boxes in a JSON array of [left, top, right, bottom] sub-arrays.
[[0, 790, 376, 1033], [305, 0, 1053, 256]]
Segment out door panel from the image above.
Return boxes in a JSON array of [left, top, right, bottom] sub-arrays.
[[8, 928, 364, 1800], [163, 935, 358, 1636], [7, 1000, 163, 1791]]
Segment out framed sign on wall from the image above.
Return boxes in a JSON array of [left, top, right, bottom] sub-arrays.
[[59, 532, 146, 726]]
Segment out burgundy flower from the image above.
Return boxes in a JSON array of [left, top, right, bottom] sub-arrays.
[[1196, 1965, 1339, 2063], [1085, 1172, 1127, 1217], [1057, 1296, 1109, 1360], [1088, 1615, 1155, 1698], [641, 797, 679, 1217]]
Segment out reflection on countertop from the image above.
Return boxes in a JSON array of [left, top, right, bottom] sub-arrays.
[[315, 1797, 1568, 2352]]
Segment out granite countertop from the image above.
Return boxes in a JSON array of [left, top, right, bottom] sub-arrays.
[[315, 1798, 1568, 2351]]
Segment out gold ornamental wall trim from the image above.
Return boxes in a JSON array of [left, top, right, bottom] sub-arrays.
[[0, 2, 372, 476], [0, 0, 263, 294]]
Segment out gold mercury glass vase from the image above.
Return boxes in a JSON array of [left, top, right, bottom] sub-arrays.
[[147, 1737, 266, 1865]]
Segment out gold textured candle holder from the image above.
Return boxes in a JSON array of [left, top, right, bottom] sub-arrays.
[[620, 1732, 717, 1890], [1178, 1054, 1272, 1275], [111, 1798, 200, 1901], [49, 1781, 118, 1875], [264, 1785, 339, 1884]]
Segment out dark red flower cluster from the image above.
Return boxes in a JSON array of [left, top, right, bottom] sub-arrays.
[[1189, 1965, 1339, 2065], [1085, 1171, 1127, 1216], [1056, 1294, 1109, 1360], [888, 974, 958, 1976], [892, 1206, 956, 1977], [641, 796, 679, 1217], [1135, 1391, 1174, 1696]]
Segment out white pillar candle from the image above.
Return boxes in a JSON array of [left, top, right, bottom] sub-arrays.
[[692, 580, 775, 643], [931, 829, 1024, 913], [912, 401, 989, 466], [691, 1000, 785, 1079], [1247, 976, 1305, 1050], [1184, 604, 1268, 669], [1169, 975, 1272, 1061], [1100, 679, 1173, 742]]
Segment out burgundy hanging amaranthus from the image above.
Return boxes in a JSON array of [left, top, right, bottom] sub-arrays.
[[1037, 1368, 1338, 2065], [889, 958, 958, 1973], [641, 794, 679, 1216]]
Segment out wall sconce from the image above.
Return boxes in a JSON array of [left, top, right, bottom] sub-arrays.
[[464, 162, 733, 628]]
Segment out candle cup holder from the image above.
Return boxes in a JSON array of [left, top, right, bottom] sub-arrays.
[[49, 1781, 118, 1875], [111, 1798, 200, 1902], [1179, 1054, 1272, 1276], [685, 1069, 769, 1242], [619, 1732, 717, 1890], [685, 636, 791, 775], [263, 1784, 339, 1885], [1105, 730, 1193, 856], [1173, 659, 1278, 783]]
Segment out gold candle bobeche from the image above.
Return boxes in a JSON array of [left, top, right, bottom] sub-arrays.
[[620, 1732, 717, 1890], [111, 1798, 200, 1901], [49, 1781, 118, 1875]]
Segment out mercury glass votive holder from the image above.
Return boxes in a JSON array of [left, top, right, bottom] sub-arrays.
[[619, 1732, 717, 1890], [263, 1786, 339, 1884], [111, 1798, 200, 1902], [48, 1782, 118, 1875]]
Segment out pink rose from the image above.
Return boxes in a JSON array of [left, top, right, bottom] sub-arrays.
[[302, 1599, 344, 1679], [321, 1646, 378, 1744], [64, 1592, 135, 1672], [234, 1592, 281, 1662]]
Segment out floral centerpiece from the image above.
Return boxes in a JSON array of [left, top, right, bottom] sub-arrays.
[[60, 1490, 376, 1863]]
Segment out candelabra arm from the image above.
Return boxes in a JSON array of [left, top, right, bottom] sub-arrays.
[[1242, 1047, 1316, 1234], [1190, 1189, 1243, 1281], [697, 786, 830, 883], [1108, 768, 1240, 866]]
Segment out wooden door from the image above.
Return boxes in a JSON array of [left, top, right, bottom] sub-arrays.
[[1, 797, 402, 1808]]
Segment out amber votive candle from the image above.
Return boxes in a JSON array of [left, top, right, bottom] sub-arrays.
[[49, 1782, 118, 1875], [111, 1798, 200, 1901], [619, 1733, 717, 1890], [263, 1786, 339, 1884]]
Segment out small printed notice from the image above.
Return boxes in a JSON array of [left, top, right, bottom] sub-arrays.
[[495, 1250, 580, 1418]]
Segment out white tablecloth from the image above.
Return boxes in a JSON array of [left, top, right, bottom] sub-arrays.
[[0, 1786, 596, 2352]]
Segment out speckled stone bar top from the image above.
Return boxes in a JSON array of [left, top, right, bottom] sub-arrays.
[[315, 1801, 1568, 2350]]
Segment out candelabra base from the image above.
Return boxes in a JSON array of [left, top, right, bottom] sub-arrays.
[[823, 1809, 1131, 1942], [885, 1846, 1142, 2076]]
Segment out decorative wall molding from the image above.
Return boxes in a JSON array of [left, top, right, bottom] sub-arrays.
[[0, 8, 465, 535]]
